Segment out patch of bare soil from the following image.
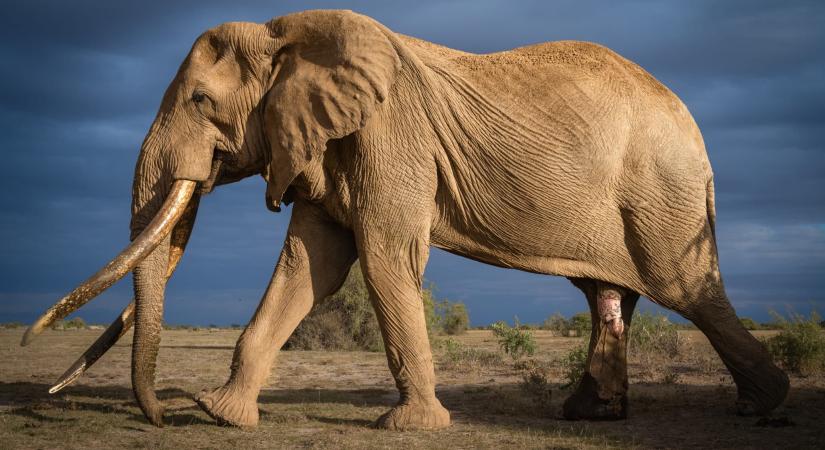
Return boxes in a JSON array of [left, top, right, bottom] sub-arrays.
[[1, 329, 823, 449]]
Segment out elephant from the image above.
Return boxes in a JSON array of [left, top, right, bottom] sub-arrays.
[[22, 9, 788, 429]]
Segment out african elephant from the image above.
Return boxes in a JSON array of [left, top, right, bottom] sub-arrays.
[[23, 9, 788, 429]]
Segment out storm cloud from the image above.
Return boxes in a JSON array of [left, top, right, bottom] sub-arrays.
[[1, 0, 822, 326]]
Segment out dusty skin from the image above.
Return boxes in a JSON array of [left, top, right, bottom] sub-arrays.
[[1, 328, 823, 449], [23, 9, 788, 428]]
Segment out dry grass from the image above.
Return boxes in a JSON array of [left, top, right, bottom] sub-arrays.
[[1, 329, 823, 449]]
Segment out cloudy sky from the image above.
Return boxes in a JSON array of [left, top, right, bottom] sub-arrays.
[[1, 0, 823, 326]]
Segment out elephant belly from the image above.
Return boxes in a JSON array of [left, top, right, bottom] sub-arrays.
[[429, 183, 624, 280]]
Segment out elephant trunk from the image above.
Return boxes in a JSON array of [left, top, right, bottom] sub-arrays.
[[127, 136, 200, 426], [49, 192, 200, 395], [131, 235, 170, 427]]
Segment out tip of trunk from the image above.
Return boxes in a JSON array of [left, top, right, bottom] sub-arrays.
[[134, 385, 166, 427]]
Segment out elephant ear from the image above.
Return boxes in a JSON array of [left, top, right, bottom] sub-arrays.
[[262, 10, 400, 211]]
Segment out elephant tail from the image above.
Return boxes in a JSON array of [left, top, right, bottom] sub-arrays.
[[706, 176, 717, 242]]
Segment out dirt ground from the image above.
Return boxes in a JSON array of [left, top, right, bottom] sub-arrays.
[[1, 328, 823, 449]]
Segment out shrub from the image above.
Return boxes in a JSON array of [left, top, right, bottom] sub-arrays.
[[541, 312, 592, 337], [163, 323, 195, 330], [763, 310, 825, 376], [286, 264, 383, 351], [560, 340, 588, 389], [2, 322, 24, 329], [542, 313, 569, 336], [628, 311, 679, 359], [740, 317, 759, 330], [491, 320, 536, 360], [437, 338, 502, 371], [425, 285, 470, 335], [54, 317, 86, 330], [287, 309, 359, 351], [439, 301, 470, 335], [569, 312, 592, 337], [519, 360, 553, 415], [286, 265, 466, 350], [422, 284, 440, 335]]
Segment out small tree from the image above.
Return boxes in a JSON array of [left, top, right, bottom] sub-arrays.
[[739, 317, 759, 330], [628, 312, 679, 359], [439, 301, 470, 335], [287, 265, 443, 351], [542, 312, 568, 336], [422, 283, 440, 336], [491, 320, 536, 360], [764, 310, 825, 376], [569, 312, 592, 337], [64, 317, 86, 330], [560, 340, 588, 388]]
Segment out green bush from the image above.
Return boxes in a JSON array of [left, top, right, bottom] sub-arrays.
[[560, 340, 588, 389], [286, 264, 383, 352], [541, 312, 592, 337], [491, 320, 536, 360], [422, 283, 439, 335], [1, 322, 24, 329], [628, 311, 680, 359], [287, 265, 452, 351], [569, 312, 592, 337], [519, 360, 553, 414], [739, 317, 759, 330], [52, 317, 86, 330], [763, 310, 825, 376], [541, 312, 569, 336], [439, 301, 470, 335], [425, 285, 470, 335]]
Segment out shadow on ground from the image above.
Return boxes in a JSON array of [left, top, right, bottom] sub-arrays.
[[2, 380, 822, 448], [0, 382, 212, 426]]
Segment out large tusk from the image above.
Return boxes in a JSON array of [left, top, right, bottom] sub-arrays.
[[22, 180, 197, 347], [48, 193, 201, 393], [49, 302, 135, 394]]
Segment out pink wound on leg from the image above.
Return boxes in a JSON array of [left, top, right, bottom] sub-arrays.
[[598, 289, 624, 339]]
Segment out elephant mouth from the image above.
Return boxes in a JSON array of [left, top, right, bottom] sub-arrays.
[[200, 148, 233, 195]]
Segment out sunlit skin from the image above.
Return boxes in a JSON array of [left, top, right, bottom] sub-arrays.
[[26, 10, 788, 429]]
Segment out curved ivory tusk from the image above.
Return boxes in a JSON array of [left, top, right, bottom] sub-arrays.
[[22, 180, 197, 347], [48, 192, 201, 392], [49, 302, 135, 394]]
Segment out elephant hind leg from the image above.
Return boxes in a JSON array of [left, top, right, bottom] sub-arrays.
[[621, 201, 788, 415], [640, 249, 788, 414], [563, 278, 639, 420], [674, 281, 788, 415]]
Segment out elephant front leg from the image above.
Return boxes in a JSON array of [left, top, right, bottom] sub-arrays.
[[563, 279, 639, 420], [357, 228, 450, 431], [195, 201, 356, 428]]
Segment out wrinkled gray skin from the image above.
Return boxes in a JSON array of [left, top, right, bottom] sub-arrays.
[[107, 10, 788, 428]]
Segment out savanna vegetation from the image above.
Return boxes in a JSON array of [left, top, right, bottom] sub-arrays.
[[285, 265, 470, 351], [2, 307, 824, 448]]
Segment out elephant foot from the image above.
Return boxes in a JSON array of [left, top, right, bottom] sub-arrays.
[[733, 359, 789, 416], [375, 398, 451, 431], [562, 373, 627, 421], [195, 386, 259, 428]]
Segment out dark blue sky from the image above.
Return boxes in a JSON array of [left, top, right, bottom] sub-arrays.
[[1, 1, 823, 326]]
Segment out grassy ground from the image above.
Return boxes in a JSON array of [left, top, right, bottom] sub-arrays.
[[1, 329, 823, 449]]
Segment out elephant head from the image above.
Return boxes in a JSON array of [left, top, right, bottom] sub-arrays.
[[22, 10, 400, 426]]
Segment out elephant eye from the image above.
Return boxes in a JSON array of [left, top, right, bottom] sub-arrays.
[[192, 91, 207, 103]]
